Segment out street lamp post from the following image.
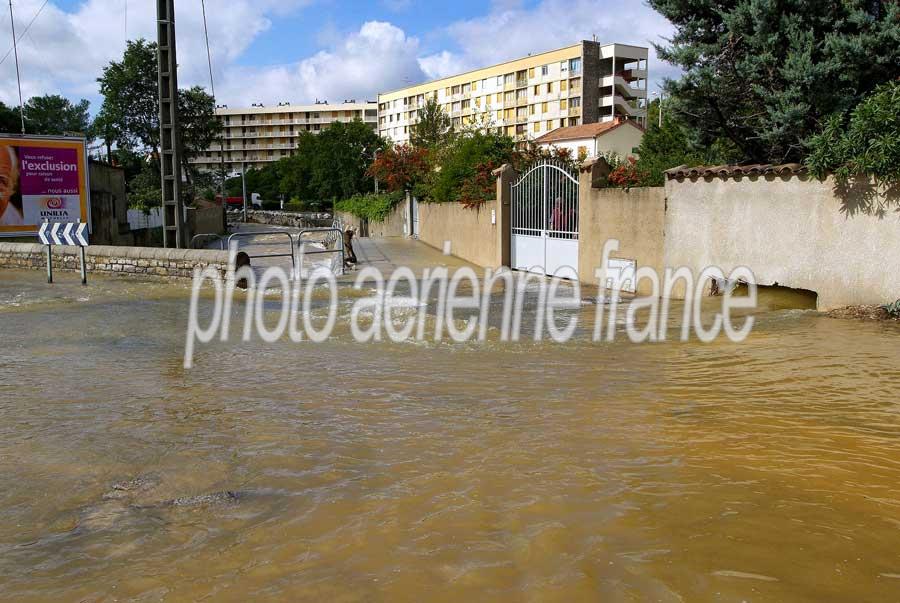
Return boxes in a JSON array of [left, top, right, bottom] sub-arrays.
[[241, 162, 248, 223], [652, 90, 665, 128], [373, 148, 381, 194]]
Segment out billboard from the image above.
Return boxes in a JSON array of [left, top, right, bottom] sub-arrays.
[[0, 135, 90, 237]]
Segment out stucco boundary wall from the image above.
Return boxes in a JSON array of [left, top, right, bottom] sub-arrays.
[[417, 200, 500, 268], [336, 200, 407, 238], [0, 243, 231, 280], [662, 175, 900, 310]]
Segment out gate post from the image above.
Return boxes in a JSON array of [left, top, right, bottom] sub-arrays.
[[493, 164, 516, 268]]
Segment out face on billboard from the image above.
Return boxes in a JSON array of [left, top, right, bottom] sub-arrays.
[[0, 136, 89, 234], [0, 147, 16, 220]]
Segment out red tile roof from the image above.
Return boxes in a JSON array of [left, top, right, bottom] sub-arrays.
[[535, 119, 644, 144]]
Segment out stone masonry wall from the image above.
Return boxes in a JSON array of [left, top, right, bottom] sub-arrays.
[[0, 243, 232, 280]]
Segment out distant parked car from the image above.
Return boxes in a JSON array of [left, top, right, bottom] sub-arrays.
[[216, 195, 262, 210]]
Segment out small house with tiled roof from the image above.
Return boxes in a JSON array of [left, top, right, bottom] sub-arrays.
[[534, 118, 644, 161]]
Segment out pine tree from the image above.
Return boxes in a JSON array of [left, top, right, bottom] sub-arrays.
[[649, 0, 900, 163]]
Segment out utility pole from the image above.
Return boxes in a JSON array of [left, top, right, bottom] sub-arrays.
[[156, 0, 185, 248], [8, 1, 25, 135]]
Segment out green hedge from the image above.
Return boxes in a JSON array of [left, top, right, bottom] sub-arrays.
[[334, 192, 403, 222]]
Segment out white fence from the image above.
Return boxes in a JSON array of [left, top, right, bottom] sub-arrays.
[[127, 208, 164, 230]]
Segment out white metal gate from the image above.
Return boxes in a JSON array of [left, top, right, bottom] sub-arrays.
[[511, 160, 579, 278]]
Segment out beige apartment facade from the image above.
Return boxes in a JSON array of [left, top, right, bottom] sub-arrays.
[[378, 41, 647, 145], [191, 102, 378, 173]]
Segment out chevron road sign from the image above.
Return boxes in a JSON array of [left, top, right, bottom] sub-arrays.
[[39, 221, 91, 285], [39, 222, 89, 247]]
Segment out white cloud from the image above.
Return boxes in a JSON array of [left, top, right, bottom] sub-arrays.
[[0, 0, 311, 106], [216, 21, 426, 105], [419, 0, 678, 91], [0, 0, 677, 112], [418, 50, 468, 81]]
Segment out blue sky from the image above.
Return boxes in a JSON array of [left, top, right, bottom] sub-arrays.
[[0, 0, 676, 109]]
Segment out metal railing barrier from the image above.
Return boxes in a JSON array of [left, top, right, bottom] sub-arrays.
[[296, 227, 345, 276], [190, 233, 225, 250], [226, 230, 297, 273]]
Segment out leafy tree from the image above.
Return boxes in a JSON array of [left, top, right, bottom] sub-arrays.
[[303, 120, 386, 200], [96, 39, 221, 207], [127, 161, 162, 211], [0, 101, 20, 133], [425, 129, 516, 205], [96, 39, 160, 152], [632, 114, 703, 186], [410, 97, 453, 149], [96, 39, 220, 157], [806, 80, 900, 187], [367, 144, 430, 193], [23, 94, 91, 136], [649, 0, 900, 163]]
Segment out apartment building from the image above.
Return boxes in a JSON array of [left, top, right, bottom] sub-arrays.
[[191, 101, 378, 173], [378, 41, 647, 145]]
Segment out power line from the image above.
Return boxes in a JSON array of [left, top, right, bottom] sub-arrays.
[[200, 0, 226, 197], [0, 0, 47, 68], [7, 0, 25, 134], [200, 0, 216, 100]]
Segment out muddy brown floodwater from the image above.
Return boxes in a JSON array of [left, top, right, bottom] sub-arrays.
[[1, 268, 899, 601]]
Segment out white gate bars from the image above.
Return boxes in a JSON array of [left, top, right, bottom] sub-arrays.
[[510, 159, 579, 278]]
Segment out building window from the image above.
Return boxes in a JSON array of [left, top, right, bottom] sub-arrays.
[[541, 101, 548, 112], [528, 67, 535, 78], [546, 119, 555, 130], [560, 99, 568, 110], [546, 82, 554, 93], [529, 104, 536, 115], [533, 121, 541, 133], [541, 64, 549, 76], [471, 81, 477, 91], [560, 60, 568, 73], [569, 117, 580, 126], [561, 79, 568, 91], [461, 83, 470, 94], [570, 97, 581, 108], [570, 58, 582, 74], [533, 85, 540, 95]]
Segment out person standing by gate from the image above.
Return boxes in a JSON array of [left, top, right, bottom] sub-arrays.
[[550, 197, 573, 236]]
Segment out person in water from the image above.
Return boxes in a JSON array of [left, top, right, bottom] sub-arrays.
[[343, 228, 358, 267], [0, 146, 24, 226]]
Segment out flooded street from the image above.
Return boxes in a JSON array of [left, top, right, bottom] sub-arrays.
[[1, 265, 899, 601]]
